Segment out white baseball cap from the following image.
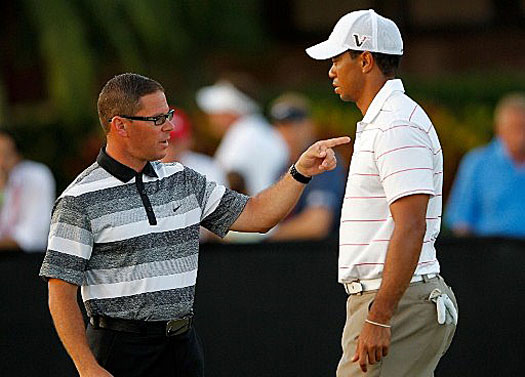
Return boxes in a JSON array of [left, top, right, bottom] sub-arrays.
[[196, 81, 259, 115], [306, 9, 403, 60]]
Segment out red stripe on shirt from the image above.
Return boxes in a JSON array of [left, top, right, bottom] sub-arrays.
[[381, 168, 433, 182], [374, 124, 429, 134], [340, 259, 438, 268], [341, 219, 388, 223], [340, 238, 435, 247], [340, 239, 390, 247], [409, 105, 418, 121], [376, 145, 428, 160]]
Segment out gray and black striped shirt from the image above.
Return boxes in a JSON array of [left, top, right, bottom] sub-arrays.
[[40, 148, 249, 321]]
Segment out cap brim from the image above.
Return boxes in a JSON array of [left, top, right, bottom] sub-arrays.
[[305, 40, 348, 60]]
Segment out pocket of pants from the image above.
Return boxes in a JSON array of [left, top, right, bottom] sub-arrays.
[[87, 325, 118, 366]]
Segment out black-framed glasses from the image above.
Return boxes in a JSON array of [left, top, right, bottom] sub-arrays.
[[108, 109, 175, 126]]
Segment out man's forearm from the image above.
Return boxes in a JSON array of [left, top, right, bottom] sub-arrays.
[[48, 280, 100, 374], [230, 136, 350, 233], [367, 225, 425, 324], [232, 172, 306, 233], [270, 206, 333, 240]]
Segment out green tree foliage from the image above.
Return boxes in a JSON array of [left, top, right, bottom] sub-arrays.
[[23, 0, 95, 125], [8, 0, 266, 190], [19, 0, 266, 125]]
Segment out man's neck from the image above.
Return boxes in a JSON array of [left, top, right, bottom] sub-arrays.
[[356, 76, 390, 116], [4, 156, 21, 176], [105, 142, 146, 173], [510, 152, 525, 165]]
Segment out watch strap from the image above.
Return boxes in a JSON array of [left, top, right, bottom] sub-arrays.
[[289, 164, 312, 184]]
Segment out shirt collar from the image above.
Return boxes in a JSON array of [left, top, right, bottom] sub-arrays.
[[96, 147, 158, 183], [361, 79, 405, 124]]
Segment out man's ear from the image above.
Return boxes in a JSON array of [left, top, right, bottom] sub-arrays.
[[361, 52, 374, 73], [111, 118, 128, 137]]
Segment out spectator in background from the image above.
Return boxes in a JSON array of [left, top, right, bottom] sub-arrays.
[[446, 93, 525, 239], [268, 93, 346, 241], [196, 73, 288, 195], [161, 108, 227, 186], [0, 129, 55, 252]]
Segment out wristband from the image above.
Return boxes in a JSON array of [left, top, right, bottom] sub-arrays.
[[289, 164, 312, 184]]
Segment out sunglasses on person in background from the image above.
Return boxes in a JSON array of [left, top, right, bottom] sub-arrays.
[[108, 109, 175, 126]]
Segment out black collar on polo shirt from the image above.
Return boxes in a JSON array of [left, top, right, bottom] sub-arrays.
[[96, 147, 158, 182]]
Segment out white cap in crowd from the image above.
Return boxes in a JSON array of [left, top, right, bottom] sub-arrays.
[[196, 81, 259, 115], [306, 9, 403, 60]]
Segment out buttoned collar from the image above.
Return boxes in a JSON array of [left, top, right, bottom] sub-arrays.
[[96, 147, 158, 183], [361, 79, 405, 124]]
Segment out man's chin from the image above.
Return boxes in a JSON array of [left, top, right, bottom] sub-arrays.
[[152, 152, 167, 162], [339, 94, 353, 102]]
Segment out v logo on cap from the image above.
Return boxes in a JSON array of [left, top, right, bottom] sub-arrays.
[[353, 34, 369, 47]]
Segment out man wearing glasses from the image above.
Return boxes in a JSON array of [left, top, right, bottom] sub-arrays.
[[39, 73, 349, 377]]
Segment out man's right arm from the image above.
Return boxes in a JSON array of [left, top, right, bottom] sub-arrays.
[[230, 137, 350, 233], [48, 278, 113, 377], [269, 206, 334, 240]]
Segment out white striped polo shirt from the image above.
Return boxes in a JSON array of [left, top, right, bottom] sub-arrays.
[[40, 148, 249, 321], [339, 79, 442, 282]]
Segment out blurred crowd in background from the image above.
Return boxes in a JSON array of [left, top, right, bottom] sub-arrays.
[[1, 0, 525, 252]]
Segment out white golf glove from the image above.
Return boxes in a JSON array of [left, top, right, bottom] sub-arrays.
[[428, 289, 458, 325]]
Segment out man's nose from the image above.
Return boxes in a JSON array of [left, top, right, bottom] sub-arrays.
[[328, 64, 336, 79], [163, 118, 175, 132]]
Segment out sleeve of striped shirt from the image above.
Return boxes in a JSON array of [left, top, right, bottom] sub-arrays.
[[374, 123, 436, 204], [185, 167, 250, 238], [39, 196, 93, 286]]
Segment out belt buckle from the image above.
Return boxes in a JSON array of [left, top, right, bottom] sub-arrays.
[[346, 281, 364, 295], [166, 318, 190, 337]]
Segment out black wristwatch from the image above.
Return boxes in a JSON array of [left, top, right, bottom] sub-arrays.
[[289, 164, 312, 184]]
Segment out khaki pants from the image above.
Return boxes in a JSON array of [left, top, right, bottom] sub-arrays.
[[336, 275, 457, 377]]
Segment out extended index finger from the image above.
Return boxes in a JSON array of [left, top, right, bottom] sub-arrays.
[[319, 136, 351, 148]]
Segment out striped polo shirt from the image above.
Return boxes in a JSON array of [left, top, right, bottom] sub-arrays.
[[339, 79, 442, 282], [40, 148, 249, 321]]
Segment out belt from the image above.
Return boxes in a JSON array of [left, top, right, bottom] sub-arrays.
[[344, 273, 438, 295], [89, 315, 193, 337]]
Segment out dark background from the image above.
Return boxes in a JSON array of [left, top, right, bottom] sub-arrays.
[[1, 3, 525, 374], [1, 0, 525, 205], [2, 237, 523, 376]]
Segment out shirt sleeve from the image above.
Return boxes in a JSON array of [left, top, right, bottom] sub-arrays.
[[39, 195, 93, 286], [444, 151, 480, 229], [373, 123, 436, 204], [214, 126, 251, 174], [10, 168, 55, 252], [185, 167, 250, 238]]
